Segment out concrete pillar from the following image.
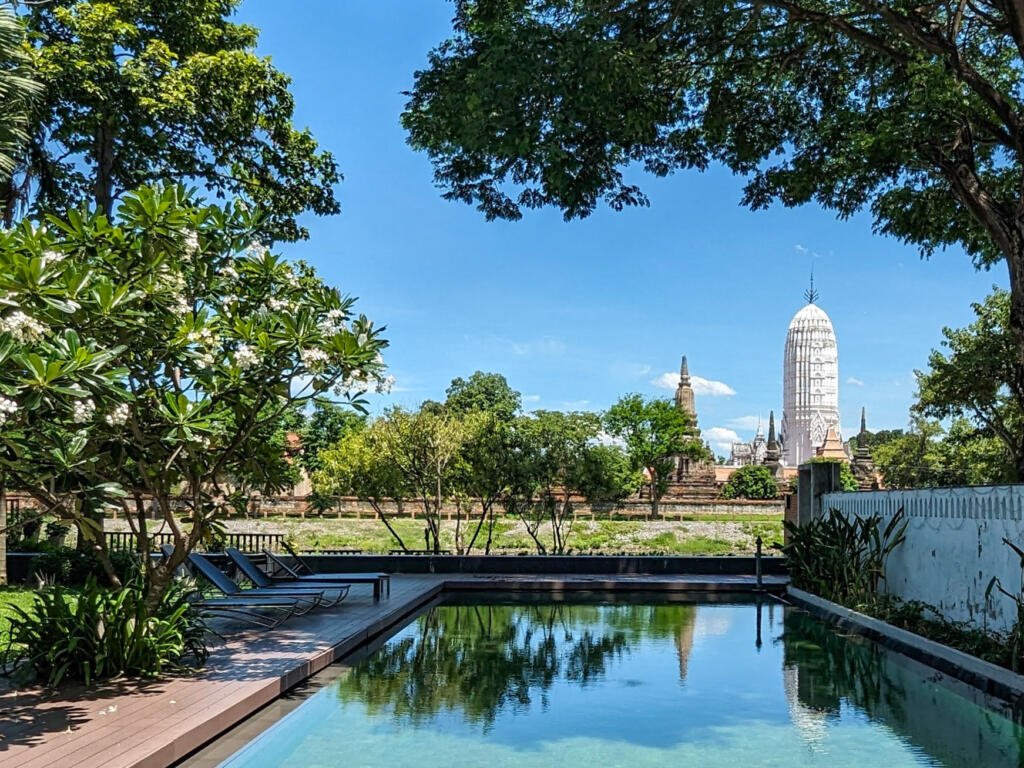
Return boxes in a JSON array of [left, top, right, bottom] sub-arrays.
[[796, 461, 841, 526]]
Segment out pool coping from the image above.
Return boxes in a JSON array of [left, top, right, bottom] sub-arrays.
[[785, 586, 1024, 709]]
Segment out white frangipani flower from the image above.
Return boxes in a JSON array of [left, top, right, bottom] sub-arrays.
[[105, 403, 130, 426], [0, 311, 47, 343], [171, 297, 192, 316], [318, 308, 346, 335], [183, 230, 200, 257], [234, 344, 259, 370], [266, 297, 290, 312], [299, 347, 329, 371], [72, 398, 96, 424], [0, 396, 17, 425], [41, 250, 67, 268]]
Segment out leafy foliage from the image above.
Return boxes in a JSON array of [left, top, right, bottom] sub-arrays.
[[0, 4, 40, 184], [316, 400, 639, 556], [404, 2, 1018, 260], [444, 371, 521, 421], [915, 289, 1022, 480], [603, 394, 704, 515], [873, 417, 1013, 488], [507, 410, 637, 554], [4, 574, 209, 685], [783, 508, 907, 606], [404, 0, 1024, 422], [720, 464, 778, 500], [8, 1, 339, 239], [0, 184, 388, 611], [29, 546, 137, 587], [298, 401, 365, 475]]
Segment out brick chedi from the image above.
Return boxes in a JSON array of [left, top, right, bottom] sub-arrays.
[[665, 355, 718, 499], [850, 407, 880, 490]]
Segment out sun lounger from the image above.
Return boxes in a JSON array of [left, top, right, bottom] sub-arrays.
[[260, 548, 391, 601], [159, 545, 303, 628], [190, 595, 301, 629], [176, 549, 345, 611]]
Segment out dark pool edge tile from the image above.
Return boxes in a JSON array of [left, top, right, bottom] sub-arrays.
[[443, 575, 787, 593], [786, 586, 1024, 710]]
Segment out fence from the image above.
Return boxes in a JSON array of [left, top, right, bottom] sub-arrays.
[[104, 531, 285, 553], [822, 485, 1024, 633]]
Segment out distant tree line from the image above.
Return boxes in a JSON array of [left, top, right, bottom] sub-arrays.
[[310, 372, 708, 554]]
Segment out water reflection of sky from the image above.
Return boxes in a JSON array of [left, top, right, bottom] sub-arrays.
[[217, 600, 1024, 768]]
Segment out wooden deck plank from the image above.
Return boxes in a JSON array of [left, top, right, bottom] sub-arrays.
[[0, 573, 771, 768]]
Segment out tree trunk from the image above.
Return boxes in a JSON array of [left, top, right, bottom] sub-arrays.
[[0, 483, 7, 587], [144, 560, 174, 615], [1006, 230, 1024, 481], [93, 116, 116, 216]]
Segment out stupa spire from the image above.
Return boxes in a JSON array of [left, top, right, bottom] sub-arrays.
[[804, 266, 819, 304], [674, 354, 697, 424]]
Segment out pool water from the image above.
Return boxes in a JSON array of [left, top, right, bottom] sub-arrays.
[[212, 596, 1024, 767]]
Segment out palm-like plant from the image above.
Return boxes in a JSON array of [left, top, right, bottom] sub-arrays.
[[0, 3, 39, 184]]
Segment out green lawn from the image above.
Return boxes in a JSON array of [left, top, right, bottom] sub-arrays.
[[182, 515, 785, 556], [0, 586, 36, 657]]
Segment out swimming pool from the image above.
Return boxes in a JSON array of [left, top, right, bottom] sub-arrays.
[[189, 594, 1024, 767]]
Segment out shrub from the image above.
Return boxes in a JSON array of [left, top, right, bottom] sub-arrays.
[[28, 547, 140, 587], [4, 575, 209, 686], [721, 465, 779, 499], [783, 507, 907, 606]]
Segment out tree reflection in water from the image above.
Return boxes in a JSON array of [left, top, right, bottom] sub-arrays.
[[335, 602, 696, 729], [782, 608, 1024, 767]]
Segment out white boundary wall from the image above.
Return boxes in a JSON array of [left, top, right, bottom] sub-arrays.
[[822, 485, 1024, 633]]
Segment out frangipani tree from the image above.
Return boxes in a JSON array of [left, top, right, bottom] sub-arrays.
[[0, 184, 389, 609]]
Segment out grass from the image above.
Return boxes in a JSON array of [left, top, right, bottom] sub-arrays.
[[140, 514, 785, 556], [0, 586, 37, 663]]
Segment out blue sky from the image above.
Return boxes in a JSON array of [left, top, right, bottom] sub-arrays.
[[238, 1, 1007, 456]]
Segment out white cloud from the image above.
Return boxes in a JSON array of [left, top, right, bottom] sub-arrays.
[[651, 372, 736, 397], [523, 394, 541, 403], [795, 244, 808, 254], [705, 426, 742, 454], [846, 376, 865, 387], [652, 372, 678, 390], [727, 415, 763, 431], [693, 376, 736, 396]]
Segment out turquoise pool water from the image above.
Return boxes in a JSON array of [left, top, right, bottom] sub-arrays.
[[211, 596, 1024, 767]]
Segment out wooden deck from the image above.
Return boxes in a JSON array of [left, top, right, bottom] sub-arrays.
[[0, 574, 783, 768]]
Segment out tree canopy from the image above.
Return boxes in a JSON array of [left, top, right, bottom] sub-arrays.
[[603, 394, 704, 515], [444, 370, 521, 421], [873, 416, 1014, 487], [0, 3, 39, 183], [6, 1, 339, 240], [0, 184, 388, 607], [915, 288, 1023, 478], [720, 464, 779, 500], [404, 0, 1024, 380]]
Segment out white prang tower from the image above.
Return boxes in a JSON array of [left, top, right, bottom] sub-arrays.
[[781, 277, 841, 466]]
